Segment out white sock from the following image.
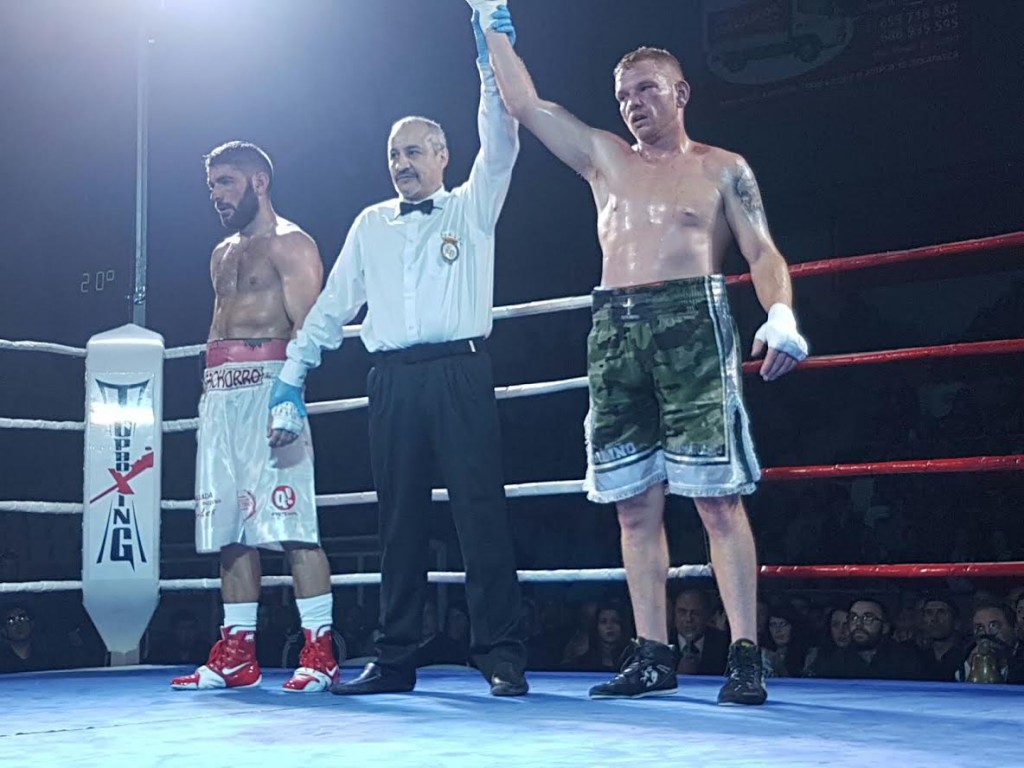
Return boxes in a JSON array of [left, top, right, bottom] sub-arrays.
[[296, 593, 333, 638], [222, 602, 258, 633]]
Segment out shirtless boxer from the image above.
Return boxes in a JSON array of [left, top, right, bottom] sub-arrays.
[[170, 141, 339, 692], [475, 3, 808, 703]]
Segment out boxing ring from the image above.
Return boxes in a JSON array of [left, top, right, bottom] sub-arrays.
[[2, 231, 1024, 766]]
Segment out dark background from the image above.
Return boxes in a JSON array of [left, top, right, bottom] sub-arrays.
[[1, 0, 1022, 584]]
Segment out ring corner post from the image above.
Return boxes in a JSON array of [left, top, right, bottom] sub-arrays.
[[82, 324, 165, 664]]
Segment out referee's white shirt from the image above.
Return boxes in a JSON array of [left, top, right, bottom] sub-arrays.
[[282, 62, 519, 386]]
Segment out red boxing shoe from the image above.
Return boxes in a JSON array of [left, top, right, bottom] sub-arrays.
[[170, 627, 262, 690], [282, 627, 340, 693]]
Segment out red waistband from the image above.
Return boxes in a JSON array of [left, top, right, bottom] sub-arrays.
[[205, 339, 288, 367]]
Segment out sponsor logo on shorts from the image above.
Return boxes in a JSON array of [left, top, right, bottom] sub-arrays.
[[620, 296, 640, 322], [238, 490, 257, 521], [271, 485, 297, 512], [594, 442, 638, 464], [203, 366, 267, 391], [196, 491, 220, 517], [673, 443, 726, 459]]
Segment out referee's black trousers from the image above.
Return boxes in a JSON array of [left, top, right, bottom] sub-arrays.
[[367, 339, 525, 679]]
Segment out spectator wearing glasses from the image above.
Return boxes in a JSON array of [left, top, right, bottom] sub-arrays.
[[0, 603, 60, 673], [815, 598, 927, 681]]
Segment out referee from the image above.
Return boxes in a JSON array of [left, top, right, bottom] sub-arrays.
[[269, 8, 527, 697]]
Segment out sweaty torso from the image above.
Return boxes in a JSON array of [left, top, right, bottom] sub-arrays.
[[592, 142, 734, 288], [208, 220, 302, 340]]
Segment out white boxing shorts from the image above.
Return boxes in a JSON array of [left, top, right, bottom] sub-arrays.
[[194, 339, 319, 553]]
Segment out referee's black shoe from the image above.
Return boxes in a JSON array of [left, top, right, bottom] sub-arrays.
[[490, 663, 529, 697]]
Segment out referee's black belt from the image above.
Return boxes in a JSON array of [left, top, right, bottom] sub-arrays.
[[371, 337, 486, 365]]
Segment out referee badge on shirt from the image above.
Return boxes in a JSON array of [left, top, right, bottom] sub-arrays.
[[440, 233, 461, 264]]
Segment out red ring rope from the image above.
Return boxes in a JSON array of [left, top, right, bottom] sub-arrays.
[[760, 562, 1024, 578], [742, 338, 1024, 375], [762, 454, 1024, 481], [741, 236, 1024, 580], [727, 230, 1024, 286]]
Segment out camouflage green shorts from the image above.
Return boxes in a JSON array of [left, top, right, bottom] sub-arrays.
[[583, 276, 761, 502]]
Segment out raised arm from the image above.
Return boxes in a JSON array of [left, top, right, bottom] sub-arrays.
[[461, 9, 520, 230], [721, 155, 808, 380], [479, 4, 621, 181]]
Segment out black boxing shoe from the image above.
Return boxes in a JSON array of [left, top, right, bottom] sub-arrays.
[[329, 662, 415, 695], [490, 663, 529, 697], [588, 637, 678, 699], [717, 639, 767, 706]]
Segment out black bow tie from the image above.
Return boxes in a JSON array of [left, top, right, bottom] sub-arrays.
[[399, 199, 435, 217]]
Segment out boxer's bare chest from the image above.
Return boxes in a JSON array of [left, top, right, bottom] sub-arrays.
[[213, 238, 280, 299]]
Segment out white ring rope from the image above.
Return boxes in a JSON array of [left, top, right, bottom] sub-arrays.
[[0, 295, 593, 513], [162, 295, 594, 360], [0, 580, 83, 593], [1, 294, 595, 362], [0, 418, 85, 431], [314, 480, 586, 509], [496, 376, 587, 400], [0, 565, 712, 594], [491, 294, 592, 321], [3, 293, 594, 433], [308, 396, 368, 416], [4, 479, 589, 514], [160, 500, 197, 511], [162, 343, 205, 360], [24, 376, 590, 436], [0, 501, 84, 514], [162, 417, 201, 433], [162, 376, 589, 434], [0, 339, 87, 357], [2, 480, 586, 515]]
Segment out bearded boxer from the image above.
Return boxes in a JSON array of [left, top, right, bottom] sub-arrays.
[[477, 3, 808, 703], [170, 141, 339, 692]]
